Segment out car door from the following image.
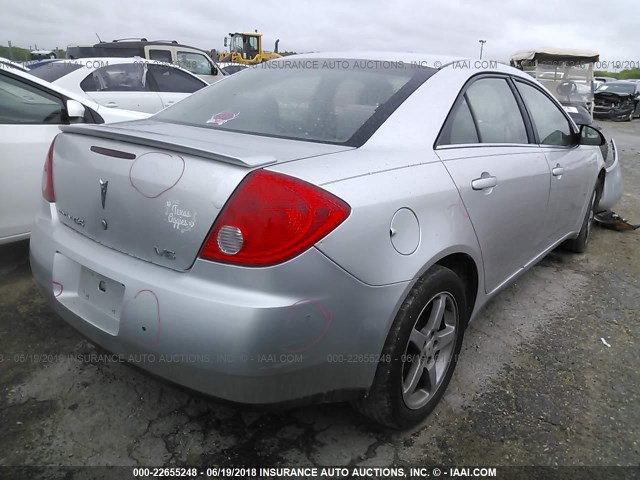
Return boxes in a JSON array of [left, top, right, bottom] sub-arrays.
[[435, 76, 551, 293], [514, 79, 597, 244], [0, 71, 72, 242], [146, 64, 207, 109], [79, 63, 164, 113]]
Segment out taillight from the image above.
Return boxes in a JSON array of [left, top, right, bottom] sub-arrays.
[[42, 138, 56, 202], [200, 170, 350, 266]]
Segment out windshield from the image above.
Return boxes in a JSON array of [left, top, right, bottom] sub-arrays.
[[154, 59, 435, 146], [29, 62, 84, 82], [596, 83, 636, 95]]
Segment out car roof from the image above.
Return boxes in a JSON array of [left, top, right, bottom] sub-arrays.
[[273, 51, 527, 78], [42, 57, 206, 79], [285, 51, 465, 65], [95, 40, 208, 52]]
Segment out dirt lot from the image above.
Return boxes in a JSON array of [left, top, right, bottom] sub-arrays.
[[0, 121, 638, 476]]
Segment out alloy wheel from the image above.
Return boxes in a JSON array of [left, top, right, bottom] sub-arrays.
[[401, 292, 458, 410]]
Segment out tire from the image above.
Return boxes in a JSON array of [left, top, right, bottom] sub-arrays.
[[355, 265, 467, 429], [563, 186, 598, 253], [627, 111, 634, 122]]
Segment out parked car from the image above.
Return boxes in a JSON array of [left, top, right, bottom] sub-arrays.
[[28, 58, 208, 114], [594, 81, 640, 121], [30, 52, 623, 429], [0, 67, 148, 245], [66, 39, 225, 84]]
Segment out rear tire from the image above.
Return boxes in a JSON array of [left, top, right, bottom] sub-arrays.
[[563, 186, 598, 253], [355, 265, 467, 429]]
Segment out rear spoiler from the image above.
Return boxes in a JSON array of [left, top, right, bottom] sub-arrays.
[[60, 124, 277, 168]]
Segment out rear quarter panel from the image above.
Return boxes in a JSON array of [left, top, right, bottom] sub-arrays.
[[272, 148, 483, 288]]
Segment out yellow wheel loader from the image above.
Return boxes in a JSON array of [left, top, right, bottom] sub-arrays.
[[218, 31, 281, 65]]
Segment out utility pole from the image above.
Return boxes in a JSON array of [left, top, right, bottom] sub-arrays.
[[479, 39, 486, 60], [8, 40, 13, 60]]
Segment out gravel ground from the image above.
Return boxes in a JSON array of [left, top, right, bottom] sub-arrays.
[[0, 120, 638, 478]]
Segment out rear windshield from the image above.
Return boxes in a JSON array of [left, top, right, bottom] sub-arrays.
[[29, 62, 84, 82], [154, 59, 435, 146]]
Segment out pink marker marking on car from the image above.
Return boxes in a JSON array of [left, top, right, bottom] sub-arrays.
[[206, 111, 240, 126]]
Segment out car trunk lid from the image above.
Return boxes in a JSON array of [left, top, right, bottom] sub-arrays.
[[52, 123, 354, 271]]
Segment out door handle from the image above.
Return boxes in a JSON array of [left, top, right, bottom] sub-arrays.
[[552, 165, 564, 177], [471, 174, 498, 191], [105, 102, 119, 108]]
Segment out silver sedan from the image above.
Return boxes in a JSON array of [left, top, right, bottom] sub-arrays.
[[30, 52, 623, 429]]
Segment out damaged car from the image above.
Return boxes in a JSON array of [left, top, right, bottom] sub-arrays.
[[30, 53, 624, 429], [594, 81, 640, 121]]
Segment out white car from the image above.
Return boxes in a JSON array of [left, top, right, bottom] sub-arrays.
[[28, 58, 208, 114], [0, 67, 149, 245]]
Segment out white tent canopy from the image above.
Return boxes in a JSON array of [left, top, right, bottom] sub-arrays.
[[510, 48, 600, 63]]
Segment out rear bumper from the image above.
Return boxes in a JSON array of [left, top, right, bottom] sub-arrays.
[[30, 203, 407, 404]]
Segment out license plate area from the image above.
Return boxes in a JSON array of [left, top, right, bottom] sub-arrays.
[[79, 268, 125, 320], [52, 253, 125, 336]]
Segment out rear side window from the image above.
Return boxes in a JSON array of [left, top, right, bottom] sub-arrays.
[[147, 64, 206, 93], [80, 63, 152, 92], [29, 62, 84, 82], [149, 49, 173, 63], [465, 78, 528, 144], [438, 97, 479, 145], [516, 81, 574, 146]]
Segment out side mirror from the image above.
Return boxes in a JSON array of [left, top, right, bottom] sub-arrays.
[[66, 99, 86, 119], [224, 37, 228, 47], [579, 125, 606, 146]]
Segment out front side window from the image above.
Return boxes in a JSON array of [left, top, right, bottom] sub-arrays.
[[0, 73, 65, 124], [154, 60, 435, 146], [80, 63, 151, 92], [464, 78, 528, 144], [516, 81, 574, 146], [176, 52, 212, 75]]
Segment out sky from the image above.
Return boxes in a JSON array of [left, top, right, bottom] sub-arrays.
[[0, 0, 637, 64]]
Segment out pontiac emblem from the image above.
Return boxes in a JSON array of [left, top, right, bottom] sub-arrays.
[[99, 179, 108, 209]]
